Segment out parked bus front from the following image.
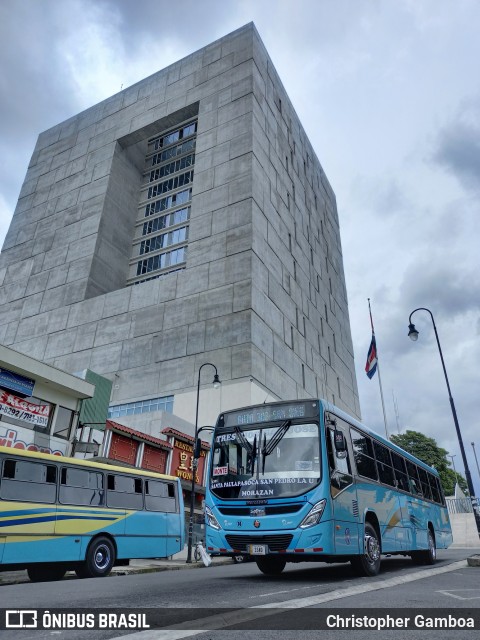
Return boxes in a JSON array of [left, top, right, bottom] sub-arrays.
[[204, 399, 452, 576]]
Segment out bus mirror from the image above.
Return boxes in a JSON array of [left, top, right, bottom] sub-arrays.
[[193, 437, 202, 459], [334, 430, 347, 458]]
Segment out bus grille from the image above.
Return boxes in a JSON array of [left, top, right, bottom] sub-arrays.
[[225, 534, 293, 551], [218, 505, 302, 516]]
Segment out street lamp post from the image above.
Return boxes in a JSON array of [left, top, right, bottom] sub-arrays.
[[407, 308, 478, 517], [186, 363, 221, 564], [472, 442, 480, 481]]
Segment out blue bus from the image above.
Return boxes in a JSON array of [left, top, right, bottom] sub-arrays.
[[0, 445, 184, 582], [204, 399, 452, 576]]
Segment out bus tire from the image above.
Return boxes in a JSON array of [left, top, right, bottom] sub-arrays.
[[256, 557, 286, 575], [27, 564, 67, 583], [351, 522, 381, 577], [411, 528, 436, 566], [77, 536, 116, 578]]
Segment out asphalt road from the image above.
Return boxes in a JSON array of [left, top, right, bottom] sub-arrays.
[[1, 548, 479, 640]]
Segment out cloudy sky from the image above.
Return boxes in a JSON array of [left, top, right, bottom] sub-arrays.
[[1, 0, 479, 494]]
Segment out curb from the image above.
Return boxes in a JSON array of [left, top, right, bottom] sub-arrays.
[[467, 555, 480, 567], [111, 559, 231, 576]]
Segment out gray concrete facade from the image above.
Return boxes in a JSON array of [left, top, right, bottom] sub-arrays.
[[0, 23, 360, 429]]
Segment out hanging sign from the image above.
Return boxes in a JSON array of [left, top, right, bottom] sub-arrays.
[[0, 390, 50, 428]]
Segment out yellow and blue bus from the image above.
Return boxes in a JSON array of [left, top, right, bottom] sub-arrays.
[[0, 445, 184, 582], [204, 399, 452, 576]]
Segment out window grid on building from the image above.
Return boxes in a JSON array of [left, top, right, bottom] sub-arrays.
[[108, 396, 174, 418], [128, 120, 197, 285]]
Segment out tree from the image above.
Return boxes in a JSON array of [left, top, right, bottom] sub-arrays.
[[390, 430, 468, 496]]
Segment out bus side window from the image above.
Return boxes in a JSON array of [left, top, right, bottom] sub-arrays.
[[351, 428, 378, 481], [145, 480, 177, 512], [428, 472, 441, 504], [436, 477, 446, 506], [406, 460, 422, 497], [0, 459, 56, 503], [391, 453, 409, 492], [107, 474, 143, 510], [417, 467, 433, 501], [59, 467, 104, 506], [373, 441, 396, 487]]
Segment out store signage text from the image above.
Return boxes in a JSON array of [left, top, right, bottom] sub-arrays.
[[0, 426, 63, 456], [0, 390, 50, 428]]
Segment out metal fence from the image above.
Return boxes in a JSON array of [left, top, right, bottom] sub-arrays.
[[446, 497, 478, 514]]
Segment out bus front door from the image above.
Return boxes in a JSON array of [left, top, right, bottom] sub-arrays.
[[327, 427, 360, 555]]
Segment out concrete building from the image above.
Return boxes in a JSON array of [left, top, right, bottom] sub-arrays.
[[0, 23, 360, 441]]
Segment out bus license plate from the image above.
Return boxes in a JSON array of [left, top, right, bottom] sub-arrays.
[[249, 544, 266, 555]]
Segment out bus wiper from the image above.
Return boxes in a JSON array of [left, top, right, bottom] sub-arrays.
[[261, 421, 290, 473], [234, 427, 257, 475], [234, 426, 253, 454]]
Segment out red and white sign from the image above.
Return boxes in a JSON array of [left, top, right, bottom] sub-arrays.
[[0, 391, 50, 428], [0, 427, 64, 455], [170, 438, 207, 485], [213, 466, 228, 476]]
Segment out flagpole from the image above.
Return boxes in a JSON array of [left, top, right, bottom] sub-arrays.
[[368, 298, 389, 439]]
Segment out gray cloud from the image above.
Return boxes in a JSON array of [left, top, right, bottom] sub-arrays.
[[0, 1, 86, 205], [399, 259, 480, 318], [97, 0, 237, 42], [432, 102, 480, 192]]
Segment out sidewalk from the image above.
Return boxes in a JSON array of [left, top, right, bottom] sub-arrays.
[[0, 549, 232, 587]]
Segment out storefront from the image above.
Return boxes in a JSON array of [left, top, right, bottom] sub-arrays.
[[0, 344, 94, 456], [161, 427, 211, 537]]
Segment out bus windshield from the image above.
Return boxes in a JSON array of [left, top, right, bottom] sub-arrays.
[[210, 422, 321, 499]]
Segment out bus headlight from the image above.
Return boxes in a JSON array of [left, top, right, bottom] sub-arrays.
[[299, 499, 326, 529], [205, 505, 221, 530]]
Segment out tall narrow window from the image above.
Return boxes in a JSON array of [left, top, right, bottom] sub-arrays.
[[128, 119, 197, 285]]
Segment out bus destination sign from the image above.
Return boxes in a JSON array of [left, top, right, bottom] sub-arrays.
[[223, 402, 318, 428]]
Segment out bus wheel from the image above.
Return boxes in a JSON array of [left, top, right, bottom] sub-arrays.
[[27, 564, 67, 583], [351, 522, 381, 577], [78, 536, 116, 578], [256, 557, 286, 575], [411, 528, 436, 566]]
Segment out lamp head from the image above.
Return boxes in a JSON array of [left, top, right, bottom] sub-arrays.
[[408, 323, 419, 341], [213, 373, 221, 389]]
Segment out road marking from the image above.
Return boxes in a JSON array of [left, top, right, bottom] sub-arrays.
[[120, 560, 468, 640], [437, 589, 480, 601], [252, 589, 292, 597], [251, 585, 317, 598]]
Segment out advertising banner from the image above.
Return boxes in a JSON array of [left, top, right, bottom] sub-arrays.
[[0, 391, 50, 429]]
